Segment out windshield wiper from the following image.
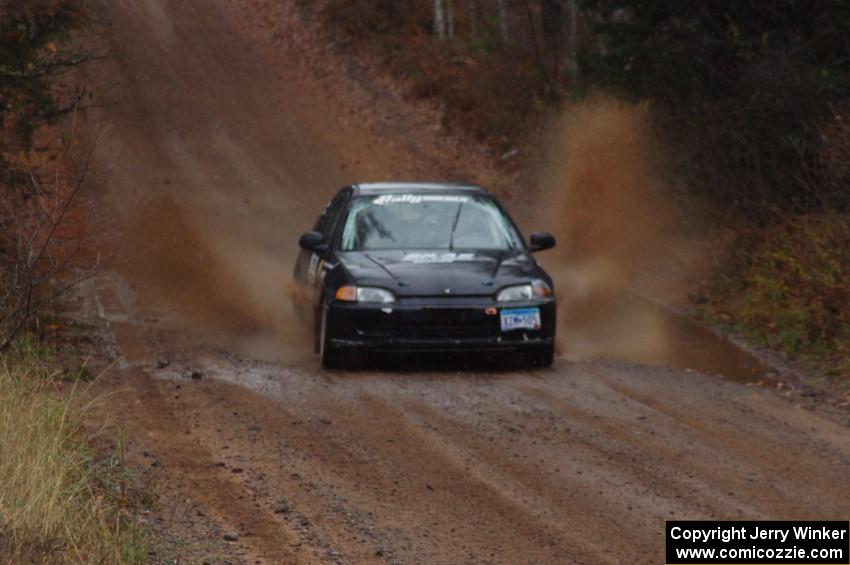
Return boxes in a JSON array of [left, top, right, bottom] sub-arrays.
[[448, 202, 464, 250]]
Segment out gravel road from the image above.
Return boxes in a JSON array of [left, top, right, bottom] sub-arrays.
[[78, 1, 850, 563]]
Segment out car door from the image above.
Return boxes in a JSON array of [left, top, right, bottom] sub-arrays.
[[292, 188, 350, 331], [294, 187, 351, 290]]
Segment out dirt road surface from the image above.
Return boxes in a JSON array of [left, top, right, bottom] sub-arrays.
[[76, 1, 850, 563]]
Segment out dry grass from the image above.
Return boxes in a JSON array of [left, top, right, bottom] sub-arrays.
[[0, 338, 146, 564]]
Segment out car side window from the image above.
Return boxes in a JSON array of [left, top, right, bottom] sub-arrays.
[[315, 188, 350, 244]]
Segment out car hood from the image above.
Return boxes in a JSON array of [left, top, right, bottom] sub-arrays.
[[337, 249, 540, 297]]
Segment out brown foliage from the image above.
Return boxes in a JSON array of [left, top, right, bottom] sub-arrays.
[[0, 145, 97, 350], [308, 0, 571, 150], [700, 214, 850, 373]]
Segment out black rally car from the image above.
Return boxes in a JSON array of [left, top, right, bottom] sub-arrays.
[[293, 182, 557, 369]]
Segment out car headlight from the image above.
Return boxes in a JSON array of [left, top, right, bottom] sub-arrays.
[[497, 280, 552, 302], [335, 286, 396, 303], [497, 284, 533, 302], [532, 279, 553, 298]]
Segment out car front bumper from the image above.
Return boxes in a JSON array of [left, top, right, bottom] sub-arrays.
[[325, 297, 556, 352]]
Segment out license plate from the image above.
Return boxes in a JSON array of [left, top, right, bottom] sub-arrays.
[[500, 307, 541, 331]]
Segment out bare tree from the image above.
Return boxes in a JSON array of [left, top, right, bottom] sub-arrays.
[[434, 0, 456, 39], [532, 0, 580, 93], [566, 0, 579, 78], [0, 135, 105, 351], [466, 0, 479, 37], [541, 0, 565, 86], [434, 0, 446, 38], [496, 0, 510, 41], [0, 0, 106, 350]]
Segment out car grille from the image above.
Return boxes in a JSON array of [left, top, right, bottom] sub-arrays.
[[394, 308, 498, 339], [351, 306, 500, 340], [395, 323, 493, 339]]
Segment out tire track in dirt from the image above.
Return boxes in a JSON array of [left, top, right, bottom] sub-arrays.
[[605, 380, 850, 516], [307, 392, 605, 564], [514, 382, 793, 518], [93, 367, 315, 563]]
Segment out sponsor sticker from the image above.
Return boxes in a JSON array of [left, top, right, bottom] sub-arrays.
[[374, 194, 469, 205]]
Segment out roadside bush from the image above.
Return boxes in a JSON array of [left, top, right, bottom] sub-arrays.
[[0, 339, 146, 564], [1, 0, 98, 350], [701, 214, 850, 374]]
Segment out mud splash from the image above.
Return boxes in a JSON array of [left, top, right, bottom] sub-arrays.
[[117, 194, 312, 362], [539, 97, 768, 380]]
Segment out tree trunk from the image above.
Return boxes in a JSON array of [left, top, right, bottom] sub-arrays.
[[525, 2, 549, 88], [446, 0, 455, 39], [466, 0, 478, 37], [541, 0, 564, 87], [434, 0, 446, 39], [496, 0, 510, 41], [566, 0, 579, 78]]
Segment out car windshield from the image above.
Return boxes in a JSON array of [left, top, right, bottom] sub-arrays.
[[339, 193, 522, 251]]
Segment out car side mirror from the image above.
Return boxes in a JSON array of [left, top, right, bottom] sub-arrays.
[[529, 232, 556, 252], [299, 231, 329, 256]]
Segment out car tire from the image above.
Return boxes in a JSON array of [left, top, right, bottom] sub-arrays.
[[525, 344, 554, 368], [313, 305, 321, 354], [319, 306, 346, 370]]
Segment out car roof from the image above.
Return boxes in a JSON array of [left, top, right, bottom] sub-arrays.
[[351, 182, 487, 195]]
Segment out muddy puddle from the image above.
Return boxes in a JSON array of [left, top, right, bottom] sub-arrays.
[[656, 307, 770, 383], [560, 292, 771, 383]]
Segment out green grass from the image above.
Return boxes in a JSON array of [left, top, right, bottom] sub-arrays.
[[0, 337, 148, 564]]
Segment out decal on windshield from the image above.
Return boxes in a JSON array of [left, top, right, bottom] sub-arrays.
[[373, 194, 470, 205], [402, 252, 476, 264]]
